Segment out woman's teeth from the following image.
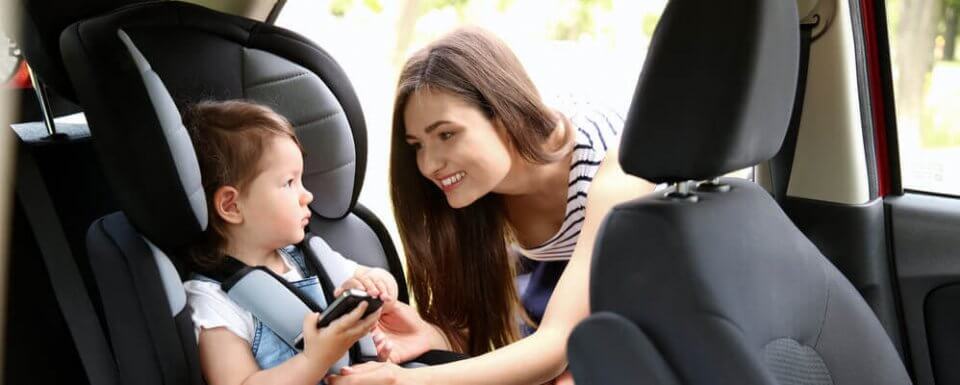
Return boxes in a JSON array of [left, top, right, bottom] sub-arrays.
[[441, 172, 465, 187]]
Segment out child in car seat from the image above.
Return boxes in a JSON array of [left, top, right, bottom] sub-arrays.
[[180, 100, 398, 385]]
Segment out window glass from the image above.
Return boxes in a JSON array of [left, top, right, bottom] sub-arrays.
[[887, 0, 960, 195], [276, 0, 668, 240]]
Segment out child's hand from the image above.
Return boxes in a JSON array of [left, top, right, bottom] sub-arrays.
[[301, 302, 382, 368], [336, 268, 399, 305]]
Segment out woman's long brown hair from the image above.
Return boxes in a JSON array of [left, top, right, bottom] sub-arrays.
[[390, 27, 570, 356]]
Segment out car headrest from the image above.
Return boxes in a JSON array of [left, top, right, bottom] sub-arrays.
[[60, 1, 368, 251], [17, 0, 147, 101], [619, 0, 800, 184]]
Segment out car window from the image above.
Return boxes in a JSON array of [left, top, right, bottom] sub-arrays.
[[887, 0, 960, 196], [275, 0, 669, 242]]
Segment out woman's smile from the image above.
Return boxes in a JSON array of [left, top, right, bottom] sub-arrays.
[[438, 171, 466, 192]]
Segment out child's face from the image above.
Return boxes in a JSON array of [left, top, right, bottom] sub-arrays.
[[236, 136, 314, 249]]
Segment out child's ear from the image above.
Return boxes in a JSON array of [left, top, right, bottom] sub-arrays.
[[213, 186, 243, 225]]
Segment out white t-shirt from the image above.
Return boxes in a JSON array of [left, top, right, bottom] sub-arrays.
[[184, 247, 357, 344]]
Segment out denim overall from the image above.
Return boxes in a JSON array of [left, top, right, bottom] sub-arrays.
[[195, 246, 348, 382]]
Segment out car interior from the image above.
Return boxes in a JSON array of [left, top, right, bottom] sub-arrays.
[[2, 0, 959, 384], [565, 1, 908, 384]]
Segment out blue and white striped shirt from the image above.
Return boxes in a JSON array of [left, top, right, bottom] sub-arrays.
[[516, 101, 623, 262], [516, 100, 624, 330]]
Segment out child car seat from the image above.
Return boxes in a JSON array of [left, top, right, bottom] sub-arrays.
[[60, 2, 407, 383]]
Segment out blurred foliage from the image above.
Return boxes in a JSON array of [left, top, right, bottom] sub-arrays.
[[423, 0, 470, 11], [642, 13, 659, 37], [330, 0, 383, 17], [552, 0, 613, 40], [921, 60, 960, 147]]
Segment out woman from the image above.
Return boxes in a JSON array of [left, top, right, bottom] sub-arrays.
[[330, 27, 654, 385]]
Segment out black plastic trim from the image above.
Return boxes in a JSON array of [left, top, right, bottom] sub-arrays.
[[923, 284, 960, 384], [886, 193, 960, 385], [849, 0, 881, 199], [870, 0, 904, 195]]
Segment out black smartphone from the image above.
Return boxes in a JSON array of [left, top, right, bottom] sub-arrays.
[[317, 289, 383, 328]]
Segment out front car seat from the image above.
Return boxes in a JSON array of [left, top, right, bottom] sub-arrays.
[[58, 2, 406, 383], [566, 1, 912, 384]]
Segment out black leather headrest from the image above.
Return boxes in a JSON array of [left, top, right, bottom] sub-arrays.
[[619, 0, 800, 184], [17, 0, 147, 101], [60, 1, 368, 250]]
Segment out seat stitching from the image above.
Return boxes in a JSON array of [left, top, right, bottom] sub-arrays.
[[293, 110, 342, 127], [246, 72, 310, 90], [304, 160, 355, 177]]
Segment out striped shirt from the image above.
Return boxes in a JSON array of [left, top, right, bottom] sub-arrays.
[[516, 102, 623, 262], [516, 100, 624, 332]]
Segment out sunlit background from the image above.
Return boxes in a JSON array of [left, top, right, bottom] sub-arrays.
[[886, 0, 960, 195], [275, 0, 668, 245]]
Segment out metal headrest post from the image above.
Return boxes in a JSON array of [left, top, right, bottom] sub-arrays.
[[696, 177, 732, 193], [665, 180, 699, 202], [26, 63, 66, 140]]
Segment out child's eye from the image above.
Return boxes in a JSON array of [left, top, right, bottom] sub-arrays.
[[285, 179, 295, 187]]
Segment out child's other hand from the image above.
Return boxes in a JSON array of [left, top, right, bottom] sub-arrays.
[[301, 303, 382, 367], [336, 268, 399, 306]]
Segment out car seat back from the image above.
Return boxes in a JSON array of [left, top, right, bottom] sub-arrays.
[[60, 2, 405, 383], [567, 1, 911, 384]]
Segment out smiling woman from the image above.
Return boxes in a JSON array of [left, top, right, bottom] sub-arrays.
[[325, 26, 654, 385], [391, 27, 574, 356]]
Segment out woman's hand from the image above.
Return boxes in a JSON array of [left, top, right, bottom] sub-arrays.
[[326, 362, 420, 385], [372, 301, 444, 363]]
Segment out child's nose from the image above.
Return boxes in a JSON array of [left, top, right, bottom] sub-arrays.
[[301, 189, 314, 205]]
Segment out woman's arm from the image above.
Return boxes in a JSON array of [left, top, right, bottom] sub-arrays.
[[333, 144, 654, 385]]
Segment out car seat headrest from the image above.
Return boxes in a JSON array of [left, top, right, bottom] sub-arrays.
[[618, 0, 800, 184], [61, 1, 368, 251], [17, 0, 147, 101]]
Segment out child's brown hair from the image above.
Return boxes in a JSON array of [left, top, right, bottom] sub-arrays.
[[182, 100, 302, 271]]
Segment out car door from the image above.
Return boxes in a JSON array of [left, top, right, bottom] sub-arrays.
[[870, 0, 960, 384]]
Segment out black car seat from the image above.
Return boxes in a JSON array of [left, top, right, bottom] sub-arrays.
[[566, 1, 912, 384], [57, 2, 407, 384]]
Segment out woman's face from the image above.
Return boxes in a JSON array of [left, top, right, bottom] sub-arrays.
[[403, 89, 513, 208]]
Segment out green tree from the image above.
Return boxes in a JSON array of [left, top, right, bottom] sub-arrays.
[[329, 0, 383, 17], [552, 0, 613, 41], [391, 0, 473, 66], [895, 0, 942, 122], [944, 0, 960, 60]]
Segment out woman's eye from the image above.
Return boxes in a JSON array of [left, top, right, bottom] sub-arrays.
[[408, 142, 422, 151], [439, 131, 454, 140]]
